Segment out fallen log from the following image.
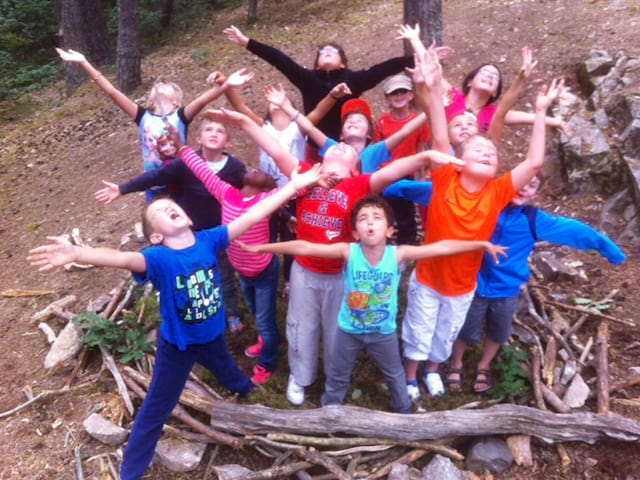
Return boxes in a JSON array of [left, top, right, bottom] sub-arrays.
[[207, 403, 640, 444]]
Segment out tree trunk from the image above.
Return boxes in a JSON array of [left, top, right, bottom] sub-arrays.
[[116, 0, 141, 93], [403, 0, 442, 55], [247, 0, 258, 21], [151, 0, 174, 29], [59, 0, 111, 95]]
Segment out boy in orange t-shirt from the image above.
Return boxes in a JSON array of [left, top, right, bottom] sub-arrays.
[[402, 46, 563, 401]]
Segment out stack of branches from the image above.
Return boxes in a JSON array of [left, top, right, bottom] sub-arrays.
[[6, 275, 640, 479]]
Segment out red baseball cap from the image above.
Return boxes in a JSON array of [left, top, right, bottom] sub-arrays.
[[341, 98, 373, 124]]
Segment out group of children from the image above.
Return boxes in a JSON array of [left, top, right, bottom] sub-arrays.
[[29, 24, 626, 479]]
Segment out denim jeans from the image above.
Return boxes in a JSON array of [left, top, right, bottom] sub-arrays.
[[239, 255, 280, 370]]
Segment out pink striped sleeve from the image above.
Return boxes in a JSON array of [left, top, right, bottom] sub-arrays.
[[180, 146, 231, 201]]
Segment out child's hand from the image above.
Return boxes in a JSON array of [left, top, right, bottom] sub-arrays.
[[27, 236, 76, 272], [291, 163, 322, 191], [395, 23, 420, 42], [234, 240, 261, 253], [225, 68, 254, 88], [223, 25, 249, 47], [56, 48, 86, 63], [519, 46, 538, 79], [484, 243, 509, 264], [434, 45, 454, 61], [317, 171, 343, 190], [207, 71, 226, 86], [205, 108, 244, 126], [535, 78, 564, 113], [330, 82, 351, 100], [263, 84, 290, 109], [94, 181, 121, 204], [409, 47, 442, 89], [287, 216, 298, 234]]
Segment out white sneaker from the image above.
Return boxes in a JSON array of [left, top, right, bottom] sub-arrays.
[[286, 375, 305, 406], [424, 372, 445, 397], [406, 382, 420, 402]]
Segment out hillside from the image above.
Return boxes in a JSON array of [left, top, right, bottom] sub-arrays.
[[1, 0, 639, 478]]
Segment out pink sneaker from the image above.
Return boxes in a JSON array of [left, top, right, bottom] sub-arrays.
[[251, 364, 272, 384], [245, 336, 264, 358]]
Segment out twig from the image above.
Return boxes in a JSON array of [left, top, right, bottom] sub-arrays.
[[367, 449, 429, 480], [74, 447, 84, 480], [294, 447, 350, 480], [99, 346, 134, 416], [513, 315, 544, 354], [544, 299, 634, 327], [610, 376, 640, 394], [109, 280, 135, 321], [531, 346, 546, 410], [101, 278, 128, 320], [455, 398, 503, 410], [65, 347, 90, 389], [2, 288, 55, 297], [540, 384, 571, 414], [556, 443, 571, 468], [596, 321, 610, 414], [0, 382, 92, 419]]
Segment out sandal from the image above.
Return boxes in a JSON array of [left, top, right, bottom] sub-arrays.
[[473, 368, 492, 393], [445, 367, 464, 393], [226, 316, 244, 334]]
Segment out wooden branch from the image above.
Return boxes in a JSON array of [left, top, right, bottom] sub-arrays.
[[108, 280, 135, 321], [74, 446, 84, 480], [513, 315, 544, 354], [610, 376, 640, 394], [0, 382, 92, 419], [542, 336, 558, 387], [32, 294, 77, 321], [122, 371, 241, 448], [540, 384, 571, 414], [294, 447, 350, 480], [3, 288, 55, 298], [531, 346, 546, 410], [99, 346, 134, 416], [65, 347, 90, 389], [207, 402, 640, 443], [544, 299, 635, 327], [267, 433, 463, 461], [596, 321, 610, 414], [367, 449, 428, 480], [100, 279, 128, 320]]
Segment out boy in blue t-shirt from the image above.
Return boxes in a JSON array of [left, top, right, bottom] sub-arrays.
[[28, 166, 321, 479], [239, 194, 505, 412]]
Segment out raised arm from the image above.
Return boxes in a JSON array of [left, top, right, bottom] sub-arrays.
[[398, 239, 507, 264], [382, 112, 428, 152], [369, 149, 464, 193], [307, 82, 352, 125], [237, 239, 349, 260], [205, 108, 299, 178], [510, 78, 564, 191], [28, 236, 146, 273], [264, 84, 328, 148], [184, 68, 255, 121], [56, 48, 137, 119], [488, 46, 536, 143], [227, 164, 321, 241]]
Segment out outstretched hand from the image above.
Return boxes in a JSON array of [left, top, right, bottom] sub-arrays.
[[535, 78, 564, 112], [207, 71, 226, 86], [291, 163, 322, 191], [317, 171, 343, 190], [409, 47, 443, 89], [330, 82, 352, 100], [226, 68, 255, 88], [263, 84, 290, 108], [234, 240, 261, 253], [56, 48, 86, 63], [485, 243, 509, 264], [519, 46, 538, 78], [204, 108, 244, 126], [429, 150, 466, 167], [27, 236, 76, 272], [223, 25, 249, 47], [94, 180, 121, 204]]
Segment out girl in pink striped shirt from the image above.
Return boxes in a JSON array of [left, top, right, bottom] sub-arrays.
[[175, 124, 282, 384]]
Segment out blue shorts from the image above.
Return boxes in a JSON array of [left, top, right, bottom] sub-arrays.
[[457, 293, 518, 345]]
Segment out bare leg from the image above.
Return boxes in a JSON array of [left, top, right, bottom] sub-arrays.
[[477, 338, 501, 370], [404, 358, 419, 382]]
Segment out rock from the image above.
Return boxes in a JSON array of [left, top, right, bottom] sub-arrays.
[[389, 462, 409, 480], [532, 251, 587, 283], [506, 435, 533, 467], [604, 93, 640, 133], [213, 464, 254, 480], [620, 119, 640, 159], [576, 50, 614, 95], [44, 321, 83, 369], [154, 436, 206, 473], [465, 437, 513, 474], [563, 373, 590, 408], [82, 413, 128, 446], [422, 454, 464, 480]]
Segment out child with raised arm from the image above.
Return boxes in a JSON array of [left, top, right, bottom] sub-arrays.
[[95, 115, 248, 334], [223, 24, 415, 160], [373, 72, 432, 244], [401, 45, 563, 401], [56, 48, 250, 200], [169, 126, 325, 384], [28, 166, 321, 479], [239, 194, 506, 412], [206, 104, 464, 406], [446, 175, 626, 393]]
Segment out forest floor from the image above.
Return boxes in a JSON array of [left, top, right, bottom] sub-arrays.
[[1, 0, 640, 478]]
